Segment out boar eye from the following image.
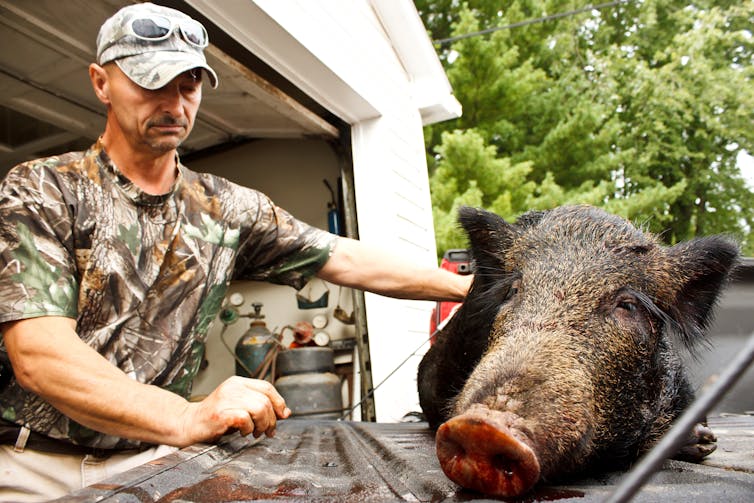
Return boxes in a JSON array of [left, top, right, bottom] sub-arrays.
[[506, 278, 522, 300], [613, 292, 644, 318], [618, 300, 637, 312]]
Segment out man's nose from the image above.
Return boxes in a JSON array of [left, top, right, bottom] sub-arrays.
[[157, 84, 184, 115]]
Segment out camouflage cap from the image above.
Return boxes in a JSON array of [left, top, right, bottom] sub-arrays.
[[96, 2, 218, 90]]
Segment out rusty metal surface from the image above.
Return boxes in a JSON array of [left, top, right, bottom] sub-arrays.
[[58, 414, 753, 502]]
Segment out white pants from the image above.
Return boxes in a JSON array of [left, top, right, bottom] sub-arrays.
[[0, 443, 177, 502]]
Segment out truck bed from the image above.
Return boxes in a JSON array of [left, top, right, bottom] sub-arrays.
[[60, 414, 753, 502]]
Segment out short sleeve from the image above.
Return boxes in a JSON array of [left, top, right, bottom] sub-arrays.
[[0, 162, 79, 324], [232, 189, 336, 290]]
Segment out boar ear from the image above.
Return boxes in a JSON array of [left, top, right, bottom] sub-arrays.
[[457, 206, 518, 279], [667, 235, 740, 347]]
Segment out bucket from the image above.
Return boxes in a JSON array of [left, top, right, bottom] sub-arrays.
[[275, 347, 342, 419]]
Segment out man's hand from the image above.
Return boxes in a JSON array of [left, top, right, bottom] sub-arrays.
[[179, 376, 291, 444]]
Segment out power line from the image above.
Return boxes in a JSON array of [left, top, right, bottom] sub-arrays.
[[433, 0, 633, 46]]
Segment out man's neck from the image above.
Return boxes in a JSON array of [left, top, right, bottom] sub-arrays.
[[100, 132, 178, 196]]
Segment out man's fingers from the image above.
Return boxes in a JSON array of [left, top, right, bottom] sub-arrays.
[[247, 398, 275, 433], [240, 418, 255, 437], [218, 394, 277, 438], [220, 408, 255, 437], [196, 377, 291, 443], [240, 378, 289, 418]]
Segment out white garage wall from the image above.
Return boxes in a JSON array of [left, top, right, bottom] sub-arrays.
[[351, 115, 438, 422]]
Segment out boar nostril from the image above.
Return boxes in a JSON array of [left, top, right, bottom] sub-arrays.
[[491, 454, 516, 478]]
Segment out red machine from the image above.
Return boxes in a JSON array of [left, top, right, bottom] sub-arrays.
[[429, 249, 471, 344]]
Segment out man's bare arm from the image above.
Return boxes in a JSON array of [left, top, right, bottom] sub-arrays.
[[3, 316, 290, 447], [317, 237, 471, 302]]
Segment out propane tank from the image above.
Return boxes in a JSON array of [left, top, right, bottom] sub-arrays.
[[235, 302, 276, 380], [275, 347, 343, 419]]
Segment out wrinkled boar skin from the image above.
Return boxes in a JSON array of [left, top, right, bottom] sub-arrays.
[[418, 205, 738, 497]]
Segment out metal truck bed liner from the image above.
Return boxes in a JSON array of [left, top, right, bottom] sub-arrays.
[[60, 414, 753, 502]]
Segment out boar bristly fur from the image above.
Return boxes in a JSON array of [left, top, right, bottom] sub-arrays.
[[418, 205, 739, 497]]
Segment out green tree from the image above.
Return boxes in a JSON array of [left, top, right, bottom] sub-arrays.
[[417, 0, 754, 256], [431, 129, 536, 249]]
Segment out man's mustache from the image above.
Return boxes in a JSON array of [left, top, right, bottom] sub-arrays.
[[147, 115, 188, 128]]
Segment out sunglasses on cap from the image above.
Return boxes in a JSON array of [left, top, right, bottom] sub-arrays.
[[126, 14, 208, 48]]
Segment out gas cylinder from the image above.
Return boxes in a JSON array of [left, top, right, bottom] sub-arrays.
[[235, 302, 276, 380], [275, 347, 343, 419]]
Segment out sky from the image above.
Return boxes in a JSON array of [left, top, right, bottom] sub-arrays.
[[739, 151, 754, 190]]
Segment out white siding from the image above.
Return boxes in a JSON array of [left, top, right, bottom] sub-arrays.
[[351, 113, 438, 421]]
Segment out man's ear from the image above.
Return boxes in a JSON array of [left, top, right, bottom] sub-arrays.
[[89, 63, 111, 106]]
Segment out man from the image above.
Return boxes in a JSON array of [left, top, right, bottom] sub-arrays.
[[0, 3, 470, 501]]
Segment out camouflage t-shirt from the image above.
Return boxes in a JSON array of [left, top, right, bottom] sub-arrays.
[[0, 140, 336, 450]]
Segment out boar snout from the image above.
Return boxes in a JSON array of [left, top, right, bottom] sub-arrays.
[[436, 404, 541, 497]]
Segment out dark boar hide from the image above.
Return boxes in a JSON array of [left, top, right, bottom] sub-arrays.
[[417, 205, 739, 498]]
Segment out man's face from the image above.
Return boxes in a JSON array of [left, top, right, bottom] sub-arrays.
[[103, 63, 202, 154]]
